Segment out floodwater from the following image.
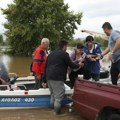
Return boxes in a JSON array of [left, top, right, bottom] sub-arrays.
[[0, 54, 85, 120], [0, 54, 32, 76], [0, 107, 84, 120]]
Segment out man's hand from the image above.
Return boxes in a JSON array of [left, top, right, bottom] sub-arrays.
[[118, 73, 120, 78], [87, 54, 102, 61], [42, 83, 47, 88], [86, 55, 92, 59], [90, 58, 97, 61], [95, 54, 102, 60], [108, 53, 112, 61], [86, 55, 96, 61], [78, 58, 84, 63], [30, 72, 34, 76], [88, 56, 96, 61], [36, 75, 41, 80], [79, 62, 84, 68]]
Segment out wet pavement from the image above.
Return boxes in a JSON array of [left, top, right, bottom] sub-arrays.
[[0, 107, 85, 120]]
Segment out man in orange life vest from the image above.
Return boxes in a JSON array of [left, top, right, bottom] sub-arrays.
[[32, 38, 49, 89]]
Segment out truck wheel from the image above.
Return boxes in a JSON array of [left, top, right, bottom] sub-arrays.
[[108, 114, 120, 120]]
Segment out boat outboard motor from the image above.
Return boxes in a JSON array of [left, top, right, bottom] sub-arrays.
[[0, 60, 9, 90], [0, 60, 9, 84], [0, 59, 19, 90], [9, 77, 18, 84]]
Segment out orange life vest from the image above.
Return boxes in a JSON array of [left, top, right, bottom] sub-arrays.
[[32, 46, 47, 76]]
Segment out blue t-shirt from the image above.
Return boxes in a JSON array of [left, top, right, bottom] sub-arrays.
[[109, 30, 120, 63]]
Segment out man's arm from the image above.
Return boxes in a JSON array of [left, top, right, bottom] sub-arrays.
[[64, 52, 80, 69], [70, 50, 80, 64], [112, 38, 120, 53], [102, 46, 110, 56]]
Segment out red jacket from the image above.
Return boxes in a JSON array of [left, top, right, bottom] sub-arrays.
[[32, 46, 47, 77]]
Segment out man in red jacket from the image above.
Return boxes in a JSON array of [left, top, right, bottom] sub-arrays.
[[32, 38, 49, 89]]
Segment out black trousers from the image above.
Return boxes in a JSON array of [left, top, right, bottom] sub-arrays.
[[110, 59, 120, 85], [69, 67, 90, 88], [33, 72, 43, 89]]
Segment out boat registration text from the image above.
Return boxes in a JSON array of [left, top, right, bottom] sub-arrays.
[[0, 98, 34, 102]]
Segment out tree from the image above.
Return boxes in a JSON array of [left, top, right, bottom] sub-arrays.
[[69, 38, 84, 47], [2, 0, 82, 56], [0, 34, 3, 45], [94, 37, 108, 50]]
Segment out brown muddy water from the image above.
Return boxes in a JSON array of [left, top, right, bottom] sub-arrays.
[[0, 54, 32, 76], [0, 107, 84, 120], [0, 54, 85, 120]]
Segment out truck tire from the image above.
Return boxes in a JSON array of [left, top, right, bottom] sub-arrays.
[[108, 114, 120, 120]]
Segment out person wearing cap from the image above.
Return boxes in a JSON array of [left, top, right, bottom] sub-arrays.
[[84, 35, 102, 81], [68, 43, 90, 88], [32, 38, 49, 89], [102, 22, 120, 85]]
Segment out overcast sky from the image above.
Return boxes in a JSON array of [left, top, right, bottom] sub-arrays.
[[0, 0, 120, 39]]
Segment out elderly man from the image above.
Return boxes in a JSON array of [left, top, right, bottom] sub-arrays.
[[32, 38, 49, 89], [102, 22, 120, 85]]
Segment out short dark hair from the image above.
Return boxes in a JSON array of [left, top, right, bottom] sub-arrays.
[[58, 40, 68, 49], [102, 22, 112, 29], [85, 35, 94, 42], [76, 43, 84, 49]]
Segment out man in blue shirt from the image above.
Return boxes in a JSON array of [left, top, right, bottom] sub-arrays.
[[102, 22, 120, 85]]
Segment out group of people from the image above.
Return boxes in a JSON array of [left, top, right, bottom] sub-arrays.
[[31, 22, 120, 115], [69, 36, 102, 88]]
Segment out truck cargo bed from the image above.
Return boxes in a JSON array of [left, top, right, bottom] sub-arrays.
[[73, 78, 120, 120]]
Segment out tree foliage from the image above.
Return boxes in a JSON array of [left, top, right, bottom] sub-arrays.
[[69, 37, 108, 50], [94, 37, 108, 50], [69, 38, 84, 47], [2, 0, 82, 56]]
